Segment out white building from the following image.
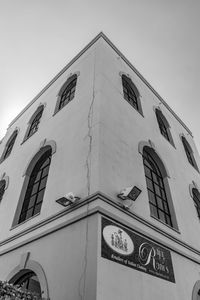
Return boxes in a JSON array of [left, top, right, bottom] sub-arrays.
[[0, 32, 200, 300]]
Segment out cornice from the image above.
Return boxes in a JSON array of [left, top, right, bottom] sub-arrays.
[[0, 191, 200, 264]]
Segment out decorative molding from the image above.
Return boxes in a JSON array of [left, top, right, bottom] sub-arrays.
[[153, 105, 161, 112], [19, 252, 30, 269], [22, 139, 56, 176], [138, 140, 170, 178], [192, 280, 200, 300], [0, 192, 197, 265], [6, 257, 49, 299], [0, 173, 9, 190], [119, 71, 131, 79], [14, 127, 20, 133]]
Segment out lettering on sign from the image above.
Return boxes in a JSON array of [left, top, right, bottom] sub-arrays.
[[101, 217, 175, 283]]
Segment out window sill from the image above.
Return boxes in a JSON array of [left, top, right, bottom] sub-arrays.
[[123, 98, 144, 118], [21, 132, 38, 145], [10, 212, 40, 231], [161, 134, 176, 149], [150, 214, 180, 234], [188, 162, 200, 174]]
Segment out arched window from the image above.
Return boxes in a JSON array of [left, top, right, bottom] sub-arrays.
[[181, 136, 198, 170], [0, 180, 6, 202], [155, 109, 174, 145], [192, 188, 200, 220], [143, 147, 173, 227], [192, 280, 200, 300], [54, 74, 77, 114], [121, 74, 142, 114], [10, 270, 41, 297], [25, 106, 44, 141], [1, 130, 18, 161], [18, 147, 52, 224]]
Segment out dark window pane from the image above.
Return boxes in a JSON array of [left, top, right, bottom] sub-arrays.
[[39, 177, 47, 191], [34, 203, 42, 215], [148, 190, 156, 205], [31, 182, 39, 196], [26, 208, 34, 220], [122, 75, 139, 110], [0, 180, 6, 201], [14, 271, 41, 297], [28, 195, 37, 209], [146, 177, 153, 191], [34, 170, 42, 183], [192, 189, 200, 220], [59, 76, 77, 110], [152, 172, 160, 185], [182, 137, 195, 167], [41, 166, 49, 178], [158, 210, 166, 223], [165, 214, 172, 226], [143, 148, 173, 227], [18, 149, 51, 224], [4, 132, 17, 159], [41, 157, 50, 169], [27, 109, 43, 139], [157, 113, 170, 141], [36, 190, 45, 204], [163, 200, 169, 213], [160, 188, 166, 200], [157, 197, 164, 210], [144, 165, 151, 178], [150, 204, 158, 218], [154, 184, 161, 197]]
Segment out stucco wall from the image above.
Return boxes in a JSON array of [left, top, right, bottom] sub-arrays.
[[95, 38, 200, 249], [0, 213, 98, 300], [0, 41, 100, 240]]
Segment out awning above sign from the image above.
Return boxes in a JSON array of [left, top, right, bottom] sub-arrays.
[[101, 217, 175, 283]]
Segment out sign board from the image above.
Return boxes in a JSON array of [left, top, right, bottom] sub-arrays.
[[101, 217, 175, 283]]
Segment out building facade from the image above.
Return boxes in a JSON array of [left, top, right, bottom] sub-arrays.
[[0, 32, 200, 299]]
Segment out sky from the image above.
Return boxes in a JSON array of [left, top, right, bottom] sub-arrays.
[[1, 0, 200, 150]]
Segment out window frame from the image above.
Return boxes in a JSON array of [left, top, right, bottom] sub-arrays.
[[121, 74, 143, 115], [23, 105, 44, 142], [18, 148, 51, 224], [143, 148, 173, 227], [192, 188, 200, 221], [155, 109, 174, 146], [181, 136, 199, 171], [0, 130, 18, 162], [54, 73, 79, 114], [12, 141, 56, 227], [0, 180, 6, 202], [7, 258, 49, 299], [140, 143, 178, 230], [13, 270, 42, 296]]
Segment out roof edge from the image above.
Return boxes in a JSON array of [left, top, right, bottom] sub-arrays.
[[8, 31, 193, 137]]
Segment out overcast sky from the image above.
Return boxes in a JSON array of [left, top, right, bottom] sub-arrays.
[[1, 0, 200, 151]]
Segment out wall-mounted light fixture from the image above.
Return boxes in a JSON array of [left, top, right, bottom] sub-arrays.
[[118, 186, 141, 209], [56, 192, 80, 207]]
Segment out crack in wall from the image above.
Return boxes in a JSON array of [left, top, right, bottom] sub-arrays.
[[85, 90, 95, 196], [78, 49, 96, 300]]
